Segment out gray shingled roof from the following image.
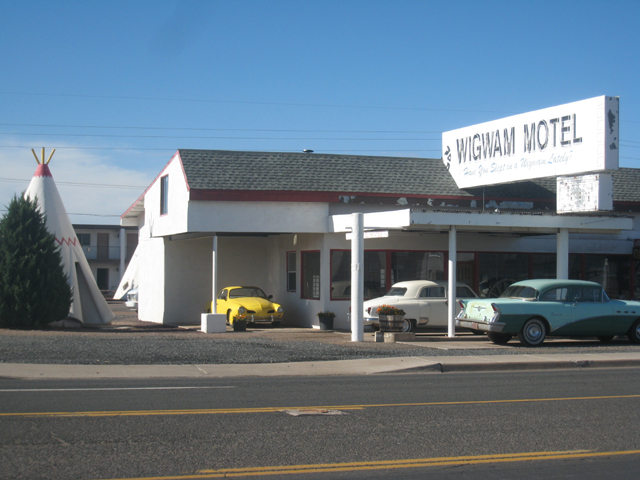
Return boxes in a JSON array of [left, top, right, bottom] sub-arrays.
[[177, 149, 639, 202]]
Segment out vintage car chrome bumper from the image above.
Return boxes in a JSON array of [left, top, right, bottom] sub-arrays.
[[238, 315, 282, 323], [363, 316, 379, 326], [456, 319, 506, 332]]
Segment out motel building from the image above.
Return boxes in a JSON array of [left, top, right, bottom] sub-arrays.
[[120, 96, 640, 333]]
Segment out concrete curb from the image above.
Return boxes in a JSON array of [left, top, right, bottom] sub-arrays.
[[2, 353, 640, 380], [383, 358, 640, 374]]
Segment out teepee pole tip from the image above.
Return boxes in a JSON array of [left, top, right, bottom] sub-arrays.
[[46, 148, 55, 164], [31, 149, 40, 164]]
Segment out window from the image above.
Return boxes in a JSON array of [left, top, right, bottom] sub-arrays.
[[532, 254, 556, 279], [160, 175, 169, 215], [584, 255, 630, 299], [420, 286, 445, 298], [540, 287, 569, 302], [287, 252, 296, 292], [77, 233, 90, 246], [479, 253, 529, 297], [572, 286, 603, 303], [302, 251, 320, 299], [386, 287, 407, 296], [330, 250, 386, 300], [391, 251, 444, 283]]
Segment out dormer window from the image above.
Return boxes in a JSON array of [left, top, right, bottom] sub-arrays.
[[160, 175, 169, 215]]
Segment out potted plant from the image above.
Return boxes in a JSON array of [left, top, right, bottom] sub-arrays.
[[376, 304, 406, 331], [317, 311, 336, 330]]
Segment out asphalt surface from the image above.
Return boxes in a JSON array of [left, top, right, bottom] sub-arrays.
[[3, 370, 640, 479], [2, 302, 640, 378]]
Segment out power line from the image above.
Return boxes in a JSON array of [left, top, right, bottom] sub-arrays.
[[0, 91, 515, 114], [0, 132, 441, 141], [0, 145, 175, 152], [0, 178, 147, 189], [3, 122, 639, 137], [0, 145, 443, 153], [0, 123, 442, 134], [0, 208, 121, 217]]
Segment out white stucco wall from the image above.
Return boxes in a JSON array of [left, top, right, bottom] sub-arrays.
[[163, 237, 213, 324], [144, 156, 190, 237], [215, 236, 270, 290], [137, 236, 166, 323], [188, 201, 329, 233]]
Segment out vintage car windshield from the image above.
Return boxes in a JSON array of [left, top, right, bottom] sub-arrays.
[[386, 287, 407, 296], [229, 287, 268, 299], [500, 285, 539, 300]]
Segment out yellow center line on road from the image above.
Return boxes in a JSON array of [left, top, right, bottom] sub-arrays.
[[94, 449, 640, 480], [2, 393, 640, 418]]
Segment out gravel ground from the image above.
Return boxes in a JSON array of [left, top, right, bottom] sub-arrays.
[[1, 302, 639, 365]]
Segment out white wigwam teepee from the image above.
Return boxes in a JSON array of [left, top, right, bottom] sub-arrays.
[[24, 148, 115, 326]]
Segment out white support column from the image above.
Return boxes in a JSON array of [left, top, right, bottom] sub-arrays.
[[119, 227, 126, 283], [212, 235, 218, 311], [557, 228, 569, 280], [448, 226, 457, 338], [351, 213, 364, 342]]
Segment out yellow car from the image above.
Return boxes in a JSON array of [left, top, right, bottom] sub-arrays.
[[212, 286, 284, 327]]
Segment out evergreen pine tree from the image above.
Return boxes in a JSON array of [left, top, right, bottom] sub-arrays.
[[0, 194, 72, 328]]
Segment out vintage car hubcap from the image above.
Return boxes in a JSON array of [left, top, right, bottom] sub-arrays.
[[526, 323, 542, 341], [636, 323, 640, 339]]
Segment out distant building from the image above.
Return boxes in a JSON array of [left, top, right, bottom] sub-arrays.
[[72, 224, 138, 294]]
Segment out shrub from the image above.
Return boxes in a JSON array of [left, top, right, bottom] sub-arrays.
[[0, 194, 72, 328]]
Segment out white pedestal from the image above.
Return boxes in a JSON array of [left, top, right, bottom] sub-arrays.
[[201, 313, 226, 333]]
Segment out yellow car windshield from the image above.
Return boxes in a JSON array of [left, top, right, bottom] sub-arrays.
[[229, 288, 268, 299]]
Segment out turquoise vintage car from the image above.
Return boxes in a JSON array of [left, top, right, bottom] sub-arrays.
[[456, 279, 640, 346]]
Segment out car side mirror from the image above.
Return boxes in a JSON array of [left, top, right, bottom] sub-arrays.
[[268, 295, 273, 300]]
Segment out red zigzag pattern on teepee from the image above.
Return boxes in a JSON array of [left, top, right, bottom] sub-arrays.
[[56, 237, 78, 246]]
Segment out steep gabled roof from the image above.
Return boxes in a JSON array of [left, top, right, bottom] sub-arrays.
[[178, 149, 564, 200], [178, 149, 459, 195]]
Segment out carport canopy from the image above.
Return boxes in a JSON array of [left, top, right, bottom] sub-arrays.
[[330, 209, 634, 340]]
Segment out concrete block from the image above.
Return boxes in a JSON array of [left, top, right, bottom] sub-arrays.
[[384, 332, 415, 343], [201, 313, 226, 333], [374, 331, 384, 342]]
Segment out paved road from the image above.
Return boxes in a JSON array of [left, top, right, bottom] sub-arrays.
[[2, 368, 640, 479]]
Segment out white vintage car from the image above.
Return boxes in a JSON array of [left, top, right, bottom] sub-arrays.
[[363, 280, 478, 332]]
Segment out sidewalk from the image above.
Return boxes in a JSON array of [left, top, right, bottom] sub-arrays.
[[3, 352, 640, 380]]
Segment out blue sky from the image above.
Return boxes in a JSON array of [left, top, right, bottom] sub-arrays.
[[1, 0, 639, 224]]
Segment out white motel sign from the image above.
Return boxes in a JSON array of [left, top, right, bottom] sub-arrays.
[[442, 96, 619, 189]]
